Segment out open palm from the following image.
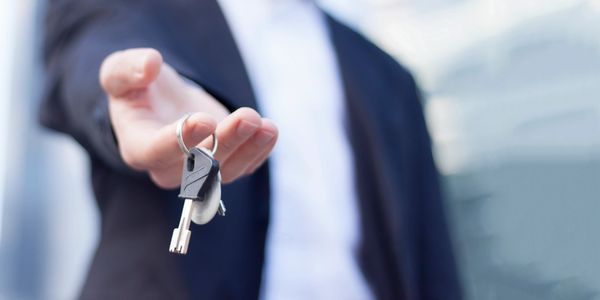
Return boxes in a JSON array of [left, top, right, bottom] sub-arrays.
[[100, 48, 277, 188]]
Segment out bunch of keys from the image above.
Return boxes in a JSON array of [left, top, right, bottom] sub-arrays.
[[169, 114, 226, 255]]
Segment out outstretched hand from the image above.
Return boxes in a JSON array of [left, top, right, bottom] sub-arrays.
[[100, 48, 277, 188]]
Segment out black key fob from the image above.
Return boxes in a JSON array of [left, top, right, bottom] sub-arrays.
[[179, 147, 219, 200]]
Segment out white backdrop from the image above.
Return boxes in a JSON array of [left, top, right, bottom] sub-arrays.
[[0, 1, 98, 299]]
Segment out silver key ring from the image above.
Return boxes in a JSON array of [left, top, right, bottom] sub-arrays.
[[176, 113, 218, 158]]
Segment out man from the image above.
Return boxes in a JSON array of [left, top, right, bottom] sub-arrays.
[[42, 0, 461, 299]]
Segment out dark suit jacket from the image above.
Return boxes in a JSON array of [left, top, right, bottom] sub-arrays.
[[41, 0, 462, 299]]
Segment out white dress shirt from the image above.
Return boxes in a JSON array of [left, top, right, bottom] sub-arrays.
[[216, 1, 373, 299]]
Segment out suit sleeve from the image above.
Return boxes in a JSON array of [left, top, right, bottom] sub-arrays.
[[403, 73, 463, 299], [40, 0, 194, 172]]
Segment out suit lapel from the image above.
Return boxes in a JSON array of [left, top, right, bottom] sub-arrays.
[[160, 0, 258, 110], [325, 14, 408, 299]]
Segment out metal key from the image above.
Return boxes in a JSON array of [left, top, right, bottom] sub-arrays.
[[169, 198, 194, 254], [169, 147, 219, 254], [170, 115, 227, 254]]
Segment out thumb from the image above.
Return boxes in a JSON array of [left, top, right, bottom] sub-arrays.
[[99, 48, 163, 97]]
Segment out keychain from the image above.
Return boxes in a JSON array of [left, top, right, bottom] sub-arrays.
[[169, 114, 226, 255]]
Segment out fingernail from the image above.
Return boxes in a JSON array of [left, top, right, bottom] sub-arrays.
[[254, 131, 275, 146], [237, 120, 259, 137]]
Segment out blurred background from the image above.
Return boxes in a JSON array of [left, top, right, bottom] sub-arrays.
[[1, 0, 599, 299]]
